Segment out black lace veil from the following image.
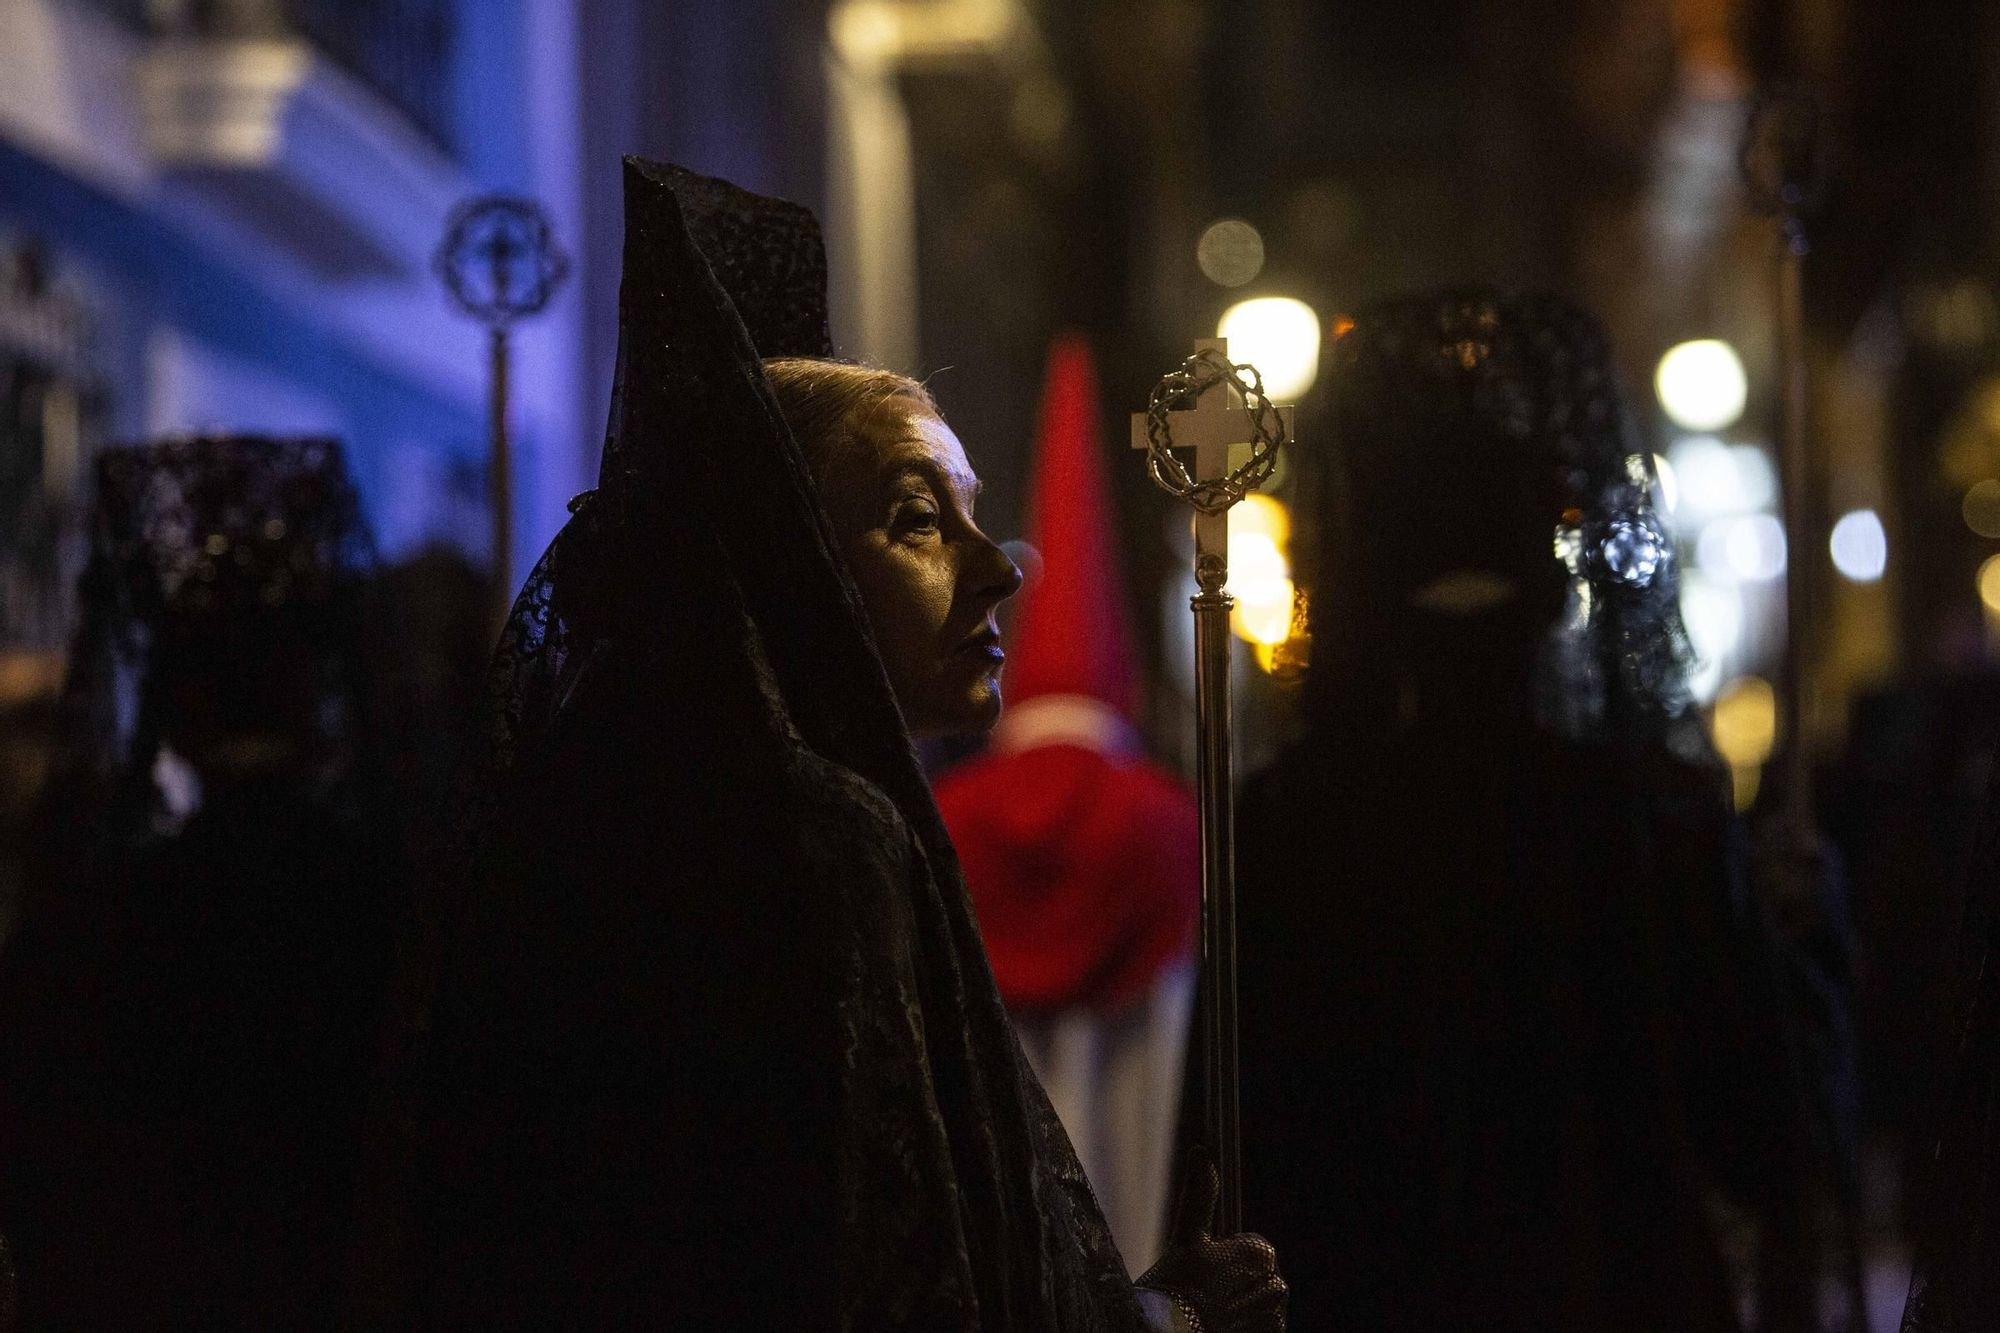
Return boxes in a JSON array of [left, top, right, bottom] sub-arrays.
[[44, 435, 374, 840], [347, 160, 1142, 1331], [1304, 290, 1698, 752], [0, 435, 387, 1329]]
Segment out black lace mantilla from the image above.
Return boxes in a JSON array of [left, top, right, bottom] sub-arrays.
[[1309, 291, 1697, 751], [343, 160, 1145, 1331], [54, 435, 372, 813]]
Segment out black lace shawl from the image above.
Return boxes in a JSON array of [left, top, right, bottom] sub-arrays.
[[343, 159, 1142, 1331]]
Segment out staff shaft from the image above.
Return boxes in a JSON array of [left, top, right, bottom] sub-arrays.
[[489, 326, 513, 625], [1192, 585, 1242, 1235]]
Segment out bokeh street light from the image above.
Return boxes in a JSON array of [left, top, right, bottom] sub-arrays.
[[1655, 339, 1748, 433], [1218, 296, 1321, 401], [1829, 510, 1887, 583]]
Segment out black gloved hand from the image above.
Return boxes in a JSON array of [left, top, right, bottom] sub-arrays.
[[1135, 1153, 1287, 1333]]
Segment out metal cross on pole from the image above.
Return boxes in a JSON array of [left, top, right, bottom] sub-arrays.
[[437, 196, 570, 624], [1131, 337, 1295, 1235]]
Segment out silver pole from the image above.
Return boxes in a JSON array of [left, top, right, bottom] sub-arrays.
[[1191, 576, 1241, 1234]]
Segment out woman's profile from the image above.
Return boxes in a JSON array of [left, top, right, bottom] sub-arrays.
[[343, 159, 1283, 1333]]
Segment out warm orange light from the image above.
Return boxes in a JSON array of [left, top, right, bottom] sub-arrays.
[[1226, 499, 1296, 649], [1981, 554, 2000, 615], [1228, 494, 1290, 551], [1712, 675, 1777, 812], [1256, 587, 1313, 680], [1231, 575, 1295, 646]]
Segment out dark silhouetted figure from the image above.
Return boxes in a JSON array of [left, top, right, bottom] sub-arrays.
[[1235, 292, 1852, 1332], [0, 436, 403, 1330]]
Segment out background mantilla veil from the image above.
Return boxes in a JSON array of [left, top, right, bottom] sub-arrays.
[[343, 159, 1144, 1331]]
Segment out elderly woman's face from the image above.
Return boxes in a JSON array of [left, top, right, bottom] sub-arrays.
[[818, 396, 1023, 737]]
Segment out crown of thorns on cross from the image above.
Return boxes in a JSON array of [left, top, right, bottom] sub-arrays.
[[436, 196, 571, 329], [1143, 348, 1291, 515]]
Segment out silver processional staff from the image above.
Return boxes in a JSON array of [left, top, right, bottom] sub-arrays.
[[1132, 340, 1296, 1235], [437, 196, 571, 624]]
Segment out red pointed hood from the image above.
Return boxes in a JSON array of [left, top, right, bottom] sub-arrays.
[[935, 744, 1197, 1014], [1003, 334, 1139, 720]]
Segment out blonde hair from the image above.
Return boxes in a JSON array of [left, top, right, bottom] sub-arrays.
[[763, 358, 937, 487]]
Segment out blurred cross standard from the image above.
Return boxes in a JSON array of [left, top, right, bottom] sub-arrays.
[[435, 196, 570, 624]]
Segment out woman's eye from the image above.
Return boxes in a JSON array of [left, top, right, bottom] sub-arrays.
[[894, 503, 941, 535]]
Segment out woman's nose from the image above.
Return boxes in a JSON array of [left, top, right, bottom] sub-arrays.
[[971, 536, 1025, 605]]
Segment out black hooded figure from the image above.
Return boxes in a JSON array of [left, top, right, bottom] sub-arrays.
[[0, 435, 401, 1329], [341, 160, 1283, 1332], [1232, 291, 1851, 1332]]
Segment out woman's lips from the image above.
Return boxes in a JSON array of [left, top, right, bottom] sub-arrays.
[[956, 630, 1004, 665]]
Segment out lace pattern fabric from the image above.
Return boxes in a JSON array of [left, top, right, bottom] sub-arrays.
[[48, 434, 373, 829], [350, 160, 1143, 1331], [1309, 291, 1697, 751]]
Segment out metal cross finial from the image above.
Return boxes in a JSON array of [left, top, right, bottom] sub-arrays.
[[436, 195, 571, 624], [1131, 339, 1295, 587], [437, 196, 569, 330]]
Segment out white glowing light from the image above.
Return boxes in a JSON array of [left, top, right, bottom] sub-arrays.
[[1651, 453, 1678, 513], [1218, 297, 1322, 400], [1666, 437, 1743, 518], [1232, 576, 1296, 645], [1226, 531, 1287, 588], [1730, 445, 1778, 512], [1197, 219, 1265, 288], [1829, 510, 1887, 583], [1701, 513, 1786, 582], [1655, 339, 1749, 432], [1688, 655, 1724, 706], [1680, 576, 1743, 702]]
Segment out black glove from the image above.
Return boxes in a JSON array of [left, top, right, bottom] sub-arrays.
[[1136, 1153, 1287, 1333]]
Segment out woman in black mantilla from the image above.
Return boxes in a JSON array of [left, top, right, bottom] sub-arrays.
[[0, 436, 401, 1329], [1232, 291, 1856, 1332], [343, 159, 1284, 1332]]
